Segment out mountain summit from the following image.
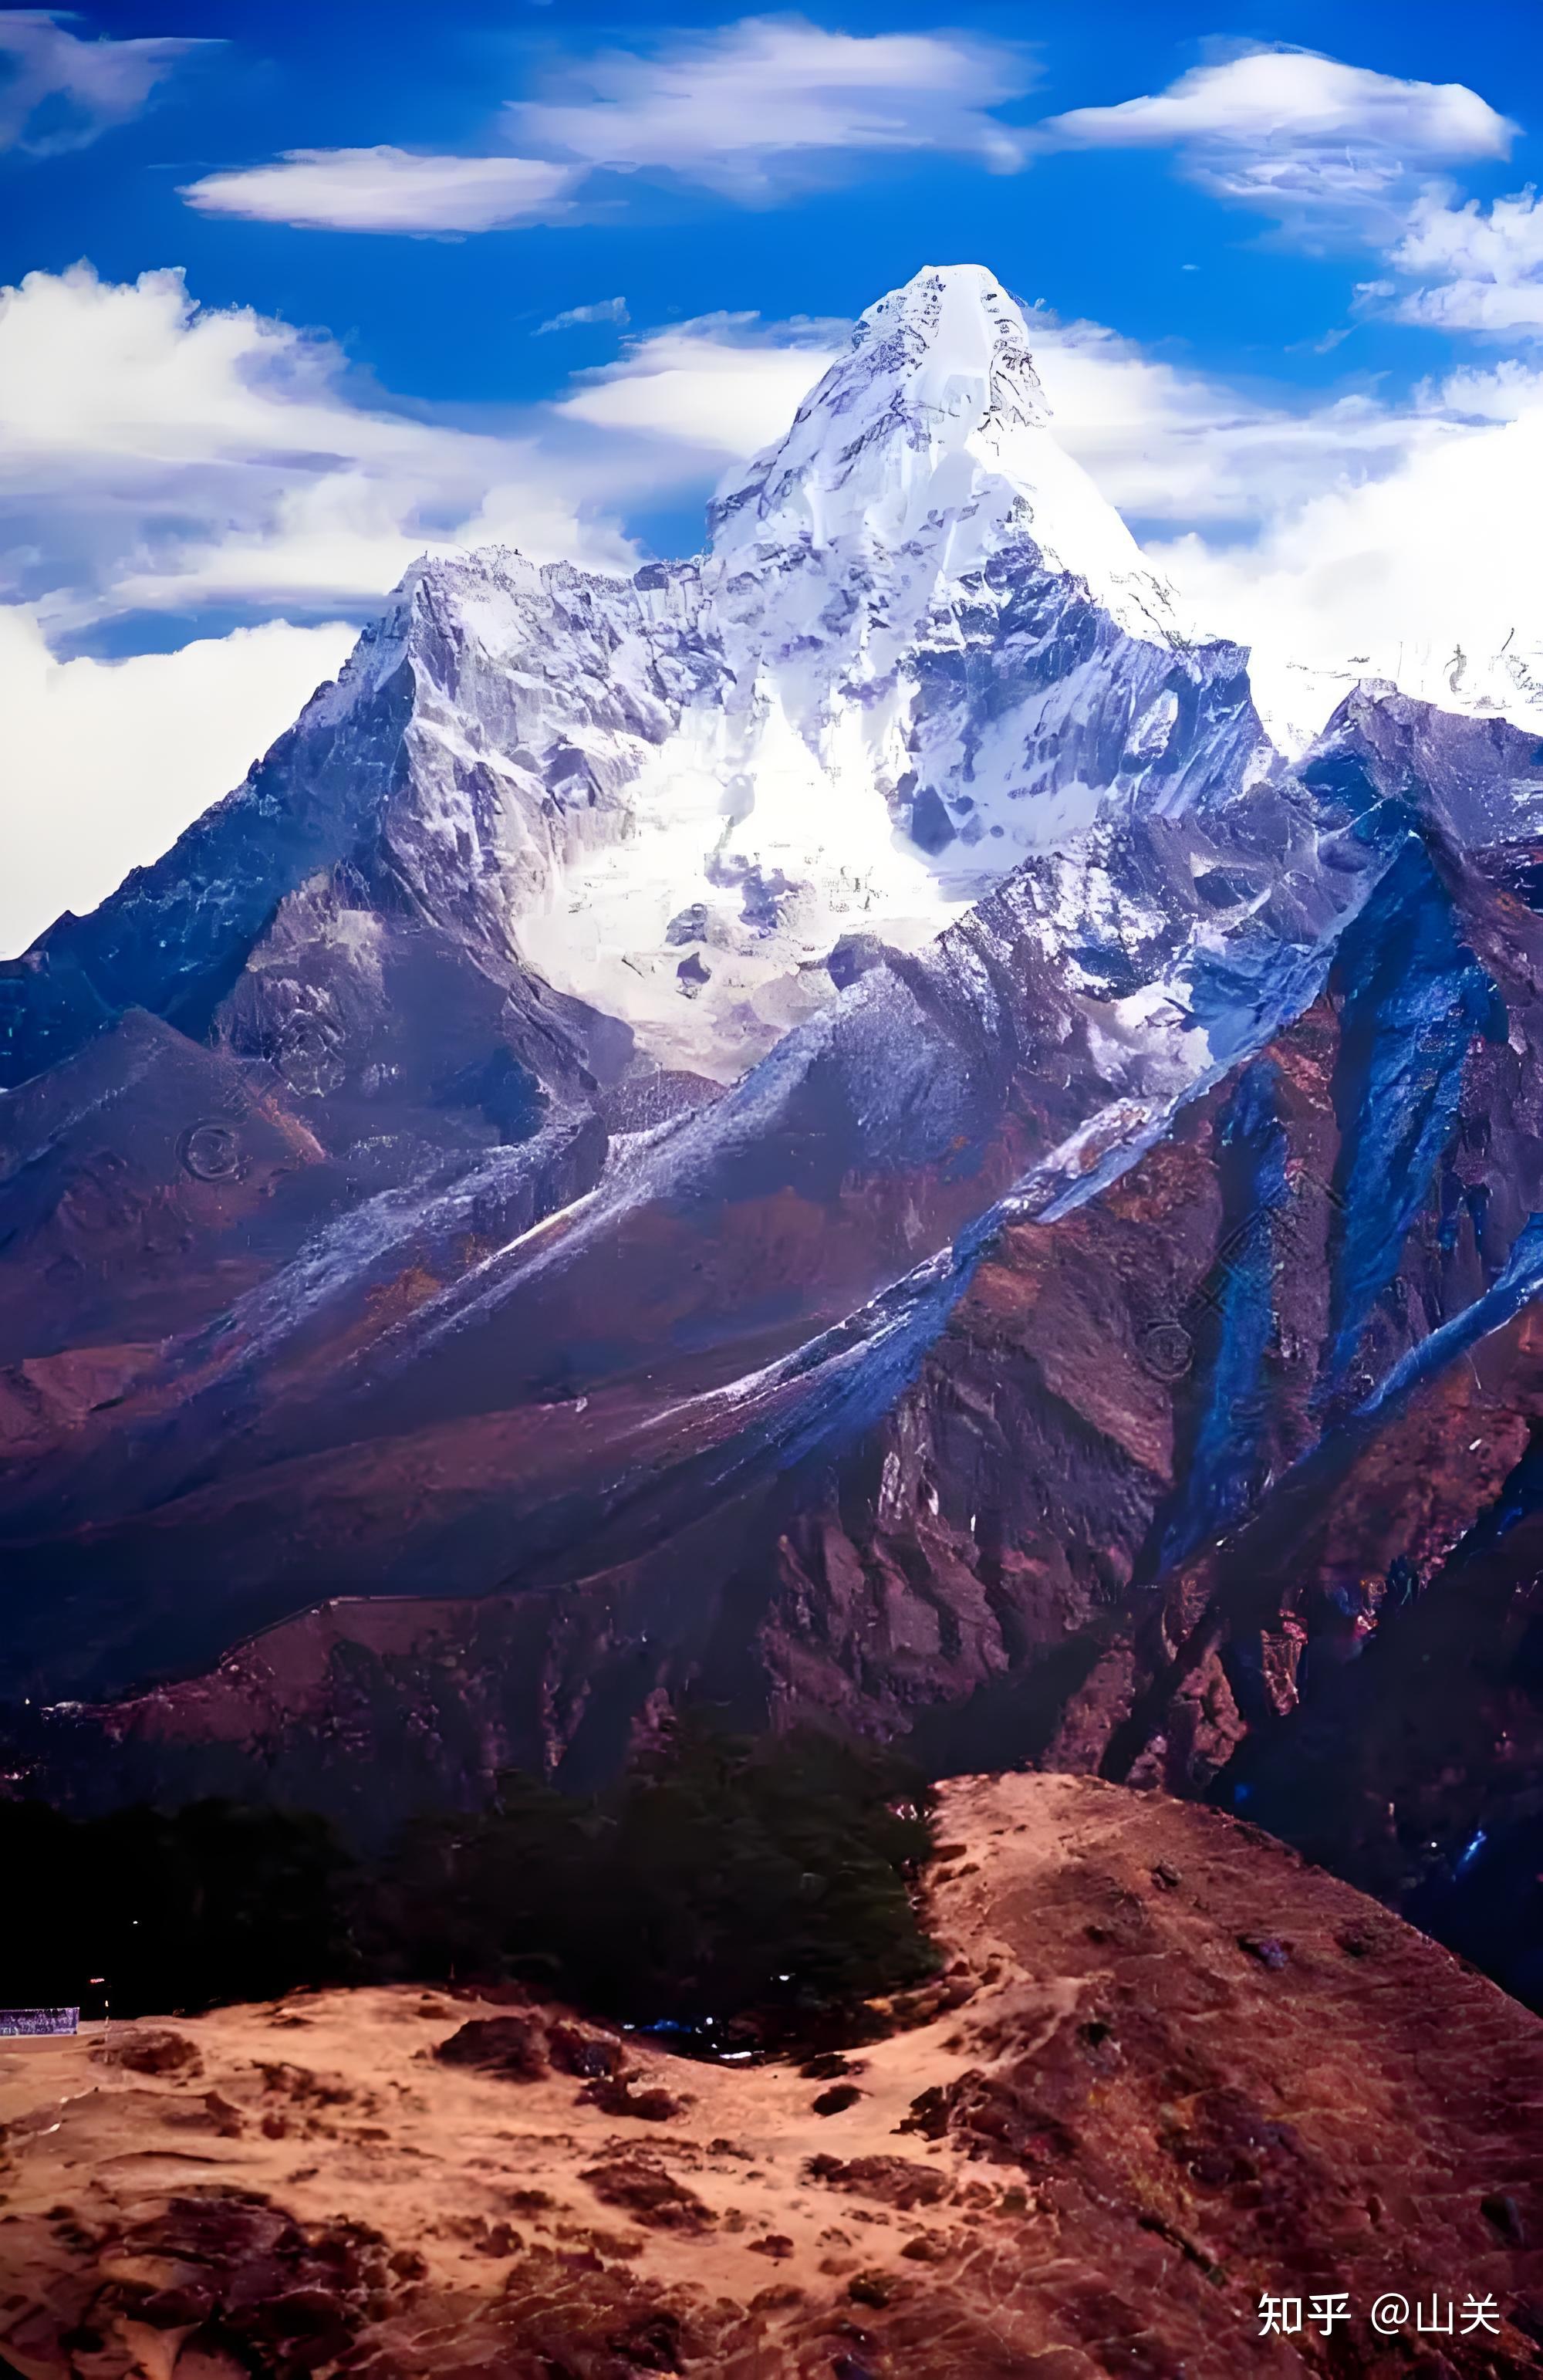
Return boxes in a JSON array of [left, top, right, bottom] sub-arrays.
[[711, 263, 1183, 646], [2, 263, 1255, 1094]]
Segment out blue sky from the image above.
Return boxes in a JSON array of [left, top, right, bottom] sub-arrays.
[[5, 1, 1543, 945], [13, 2, 1540, 417]]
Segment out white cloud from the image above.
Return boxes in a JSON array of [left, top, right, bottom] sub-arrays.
[[0, 7, 211, 153], [537, 295, 630, 334], [175, 16, 1037, 238], [1378, 184, 1543, 336], [508, 15, 1034, 196], [1007, 306, 1543, 750], [1143, 364, 1543, 749], [181, 147, 582, 234], [1047, 46, 1513, 238], [1043, 45, 1535, 350], [0, 265, 856, 639], [557, 316, 840, 452], [1024, 312, 1433, 528], [0, 607, 356, 955], [0, 262, 640, 628]]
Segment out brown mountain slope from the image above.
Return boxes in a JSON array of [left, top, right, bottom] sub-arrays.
[[2, 1774, 1541, 2378]]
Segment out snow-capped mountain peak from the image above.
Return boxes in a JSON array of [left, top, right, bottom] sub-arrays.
[[710, 263, 1183, 647], [2, 264, 1267, 1091]]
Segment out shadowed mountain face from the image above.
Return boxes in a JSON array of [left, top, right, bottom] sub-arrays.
[[5, 269, 1543, 1988]]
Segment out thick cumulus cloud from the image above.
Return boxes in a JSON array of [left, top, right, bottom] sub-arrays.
[[0, 270, 845, 942], [0, 262, 640, 629], [1149, 367, 1543, 750], [0, 610, 356, 955], [0, 268, 855, 635], [1377, 185, 1543, 337], [181, 147, 582, 235], [1046, 44, 1514, 238], [1022, 313, 1438, 529]]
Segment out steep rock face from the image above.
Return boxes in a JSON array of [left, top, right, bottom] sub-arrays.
[[750, 708, 1543, 1780], [0, 681, 1393, 1709], [16, 698, 1543, 1853]]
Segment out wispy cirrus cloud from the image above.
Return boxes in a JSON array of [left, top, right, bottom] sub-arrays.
[[1045, 44, 1514, 242], [537, 296, 630, 335], [181, 15, 1037, 232], [0, 5, 212, 153], [1044, 44, 1536, 362], [181, 147, 582, 234], [507, 15, 1035, 197]]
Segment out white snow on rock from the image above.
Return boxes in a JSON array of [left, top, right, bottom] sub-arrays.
[[330, 264, 1265, 1080], [1244, 636, 1543, 765]]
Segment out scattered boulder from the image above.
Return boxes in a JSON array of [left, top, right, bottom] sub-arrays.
[[665, 903, 709, 946], [847, 2270, 896, 2308], [433, 2016, 547, 2081], [579, 2156, 715, 2233], [825, 932, 884, 990], [896, 2085, 949, 2140], [93, 2027, 201, 2077], [547, 2020, 626, 2080], [1483, 2192, 1528, 2246], [803, 2155, 949, 2211], [579, 2077, 684, 2122]]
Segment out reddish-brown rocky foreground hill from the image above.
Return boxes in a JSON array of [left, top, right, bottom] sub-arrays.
[[3, 1774, 1541, 2378]]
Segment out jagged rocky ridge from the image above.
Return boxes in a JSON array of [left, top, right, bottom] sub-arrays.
[[2, 269, 1543, 1982]]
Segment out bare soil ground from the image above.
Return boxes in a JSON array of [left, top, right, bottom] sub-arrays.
[[3, 1773, 1541, 2376]]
